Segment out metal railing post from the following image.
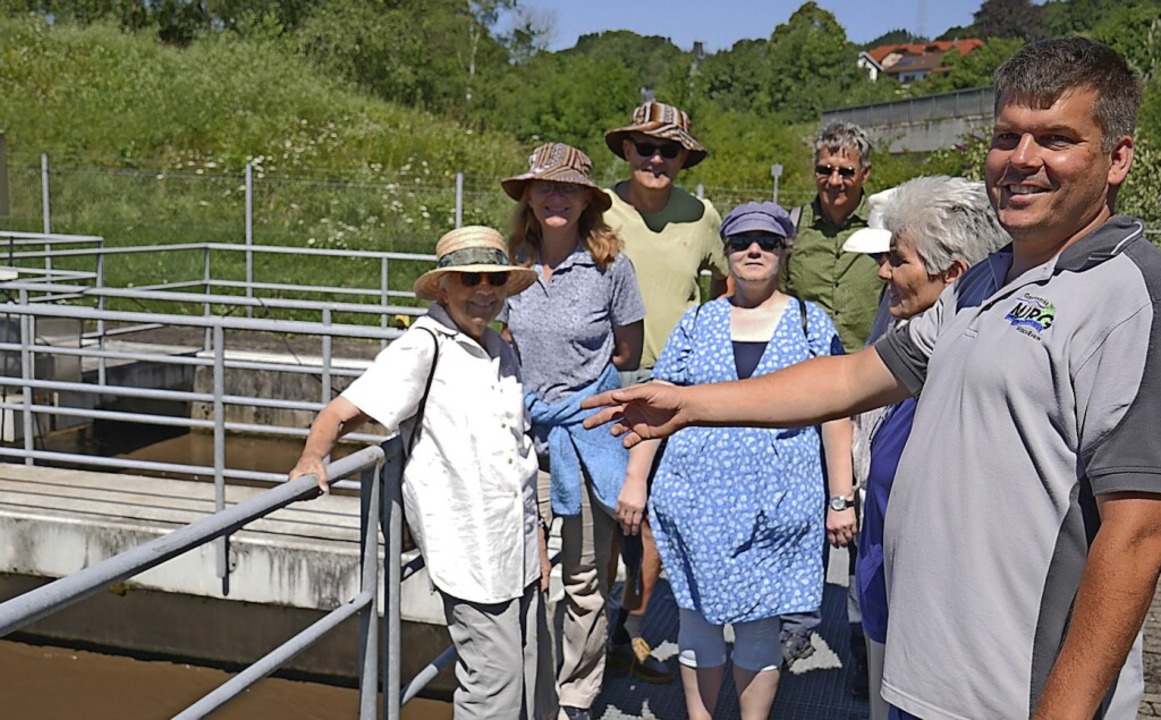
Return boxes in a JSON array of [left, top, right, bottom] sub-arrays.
[[0, 132, 9, 217], [357, 458, 383, 719], [696, 183, 704, 199], [245, 163, 254, 319], [382, 437, 403, 720], [40, 154, 51, 276], [96, 246, 107, 387], [380, 256, 389, 346], [321, 308, 333, 406], [213, 323, 230, 595], [203, 245, 213, 352], [19, 288, 33, 465], [455, 172, 464, 228]]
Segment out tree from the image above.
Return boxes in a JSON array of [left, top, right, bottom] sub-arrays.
[[1088, 7, 1160, 83], [567, 30, 689, 92], [972, 0, 1047, 42], [764, 2, 868, 121], [864, 28, 924, 49]]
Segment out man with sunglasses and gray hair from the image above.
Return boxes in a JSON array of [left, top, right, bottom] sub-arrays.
[[783, 121, 883, 354], [600, 100, 730, 685]]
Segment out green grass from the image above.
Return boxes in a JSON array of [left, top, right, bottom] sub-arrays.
[[0, 16, 530, 317]]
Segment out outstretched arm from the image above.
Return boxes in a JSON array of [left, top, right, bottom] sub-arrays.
[[1032, 491, 1161, 719], [289, 396, 370, 492], [582, 346, 908, 447]]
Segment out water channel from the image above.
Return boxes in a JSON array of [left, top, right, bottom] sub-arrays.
[[2, 420, 451, 718]]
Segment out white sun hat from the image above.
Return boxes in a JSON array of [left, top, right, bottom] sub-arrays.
[[843, 187, 898, 254]]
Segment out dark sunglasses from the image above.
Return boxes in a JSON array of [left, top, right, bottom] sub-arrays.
[[459, 271, 509, 288], [632, 140, 683, 159], [726, 236, 786, 253], [815, 164, 858, 179]]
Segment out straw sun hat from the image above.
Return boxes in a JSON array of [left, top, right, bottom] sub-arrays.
[[501, 142, 611, 212], [413, 226, 537, 301]]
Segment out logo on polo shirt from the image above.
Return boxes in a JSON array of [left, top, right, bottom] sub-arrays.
[[1005, 292, 1055, 339]]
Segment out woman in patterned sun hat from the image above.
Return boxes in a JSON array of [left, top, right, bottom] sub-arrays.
[[502, 142, 646, 720], [619, 201, 855, 720]]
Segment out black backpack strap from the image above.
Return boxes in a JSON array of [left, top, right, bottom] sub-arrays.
[[795, 296, 814, 357], [406, 327, 440, 453], [789, 205, 804, 234]]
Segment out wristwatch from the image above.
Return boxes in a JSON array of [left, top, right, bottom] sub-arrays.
[[828, 495, 854, 511]]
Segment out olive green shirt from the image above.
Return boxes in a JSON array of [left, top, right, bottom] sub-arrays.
[[604, 184, 728, 369], [781, 195, 883, 352]]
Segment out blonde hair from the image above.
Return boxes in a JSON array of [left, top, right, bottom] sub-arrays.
[[509, 188, 622, 270]]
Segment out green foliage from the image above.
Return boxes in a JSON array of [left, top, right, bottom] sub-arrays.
[[1121, 137, 1161, 226], [973, 0, 1047, 42], [764, 3, 867, 120], [863, 29, 926, 49], [568, 30, 690, 91], [1086, 8, 1160, 83]]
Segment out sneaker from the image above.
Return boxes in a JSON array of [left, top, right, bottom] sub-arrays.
[[780, 630, 815, 670], [561, 706, 590, 720], [607, 637, 675, 684]]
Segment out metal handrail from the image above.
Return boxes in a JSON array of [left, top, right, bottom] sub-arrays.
[[0, 444, 396, 718], [0, 445, 381, 636]]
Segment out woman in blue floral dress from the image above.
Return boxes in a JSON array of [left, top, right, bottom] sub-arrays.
[[616, 201, 855, 720]]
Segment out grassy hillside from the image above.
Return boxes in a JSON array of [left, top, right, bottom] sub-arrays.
[[0, 16, 536, 308]]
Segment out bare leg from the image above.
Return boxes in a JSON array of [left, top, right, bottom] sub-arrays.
[[680, 663, 724, 720], [734, 665, 780, 720]]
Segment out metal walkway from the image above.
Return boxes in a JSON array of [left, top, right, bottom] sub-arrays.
[[593, 579, 869, 720]]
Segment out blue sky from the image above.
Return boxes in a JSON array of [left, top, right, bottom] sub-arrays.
[[524, 0, 995, 53]]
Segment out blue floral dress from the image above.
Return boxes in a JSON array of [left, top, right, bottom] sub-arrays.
[[649, 297, 843, 625]]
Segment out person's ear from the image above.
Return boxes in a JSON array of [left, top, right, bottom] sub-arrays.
[[942, 259, 968, 285], [1107, 135, 1134, 188]]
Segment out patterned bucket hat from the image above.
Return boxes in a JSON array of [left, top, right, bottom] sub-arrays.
[[413, 226, 537, 301], [501, 142, 611, 212], [604, 101, 708, 168]]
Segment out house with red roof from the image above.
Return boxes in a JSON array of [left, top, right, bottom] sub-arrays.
[[858, 39, 985, 83]]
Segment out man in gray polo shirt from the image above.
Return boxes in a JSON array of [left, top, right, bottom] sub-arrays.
[[582, 38, 1161, 719]]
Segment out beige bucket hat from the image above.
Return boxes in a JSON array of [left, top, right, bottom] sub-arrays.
[[604, 101, 708, 168], [501, 142, 612, 212], [413, 226, 538, 301]]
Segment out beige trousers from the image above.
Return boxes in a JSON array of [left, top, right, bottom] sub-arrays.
[[539, 469, 616, 714]]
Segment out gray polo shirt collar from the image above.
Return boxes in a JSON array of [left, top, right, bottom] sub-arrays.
[[1055, 215, 1146, 273], [529, 244, 594, 287]]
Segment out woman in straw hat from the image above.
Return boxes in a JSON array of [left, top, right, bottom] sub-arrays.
[[501, 142, 645, 720], [290, 225, 548, 720]]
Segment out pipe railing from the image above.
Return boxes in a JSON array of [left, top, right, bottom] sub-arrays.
[[0, 444, 404, 719]]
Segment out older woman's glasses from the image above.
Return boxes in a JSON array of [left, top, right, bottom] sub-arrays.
[[632, 140, 683, 159], [726, 236, 786, 253], [459, 271, 509, 288], [814, 164, 858, 179]]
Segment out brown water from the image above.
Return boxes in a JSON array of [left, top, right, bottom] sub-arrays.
[[4, 423, 448, 719], [0, 639, 451, 719]]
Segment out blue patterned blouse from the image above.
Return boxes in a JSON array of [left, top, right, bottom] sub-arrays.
[[649, 297, 843, 624]]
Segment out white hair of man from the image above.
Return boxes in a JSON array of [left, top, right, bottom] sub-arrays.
[[881, 175, 1011, 276]]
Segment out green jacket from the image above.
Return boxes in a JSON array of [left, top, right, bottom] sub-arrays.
[[781, 195, 884, 352]]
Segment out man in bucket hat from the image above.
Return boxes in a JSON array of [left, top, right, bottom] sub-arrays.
[[290, 226, 551, 719], [602, 100, 729, 684]]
